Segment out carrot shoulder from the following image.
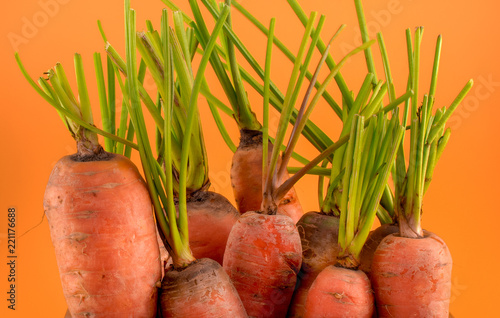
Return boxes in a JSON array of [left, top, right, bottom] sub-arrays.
[[44, 153, 161, 317], [358, 223, 399, 278]]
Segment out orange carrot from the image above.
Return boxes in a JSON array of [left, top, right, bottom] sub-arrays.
[[231, 129, 304, 223], [223, 212, 302, 317], [17, 45, 162, 316], [371, 231, 452, 317], [358, 223, 398, 278], [304, 265, 374, 318], [44, 152, 161, 317], [288, 212, 341, 317], [159, 258, 248, 318], [185, 191, 240, 265]]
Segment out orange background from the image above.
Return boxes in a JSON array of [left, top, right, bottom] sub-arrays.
[[1, 0, 499, 317]]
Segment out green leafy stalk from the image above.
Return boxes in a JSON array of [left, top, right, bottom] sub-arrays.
[[336, 113, 404, 268], [15, 53, 138, 153], [177, 4, 231, 250], [189, 0, 260, 131], [262, 18, 275, 198], [354, 0, 377, 82], [392, 27, 473, 238], [94, 53, 114, 152], [286, 0, 354, 108], [263, 11, 318, 212], [189, 0, 337, 154]]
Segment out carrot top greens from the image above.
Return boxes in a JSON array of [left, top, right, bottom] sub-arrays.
[[345, 0, 474, 237], [15, 51, 138, 158], [389, 28, 473, 238], [335, 114, 403, 268], [162, 0, 339, 159], [106, 0, 232, 267]]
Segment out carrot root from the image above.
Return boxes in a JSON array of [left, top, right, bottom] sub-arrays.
[[288, 212, 341, 318], [371, 231, 452, 317], [159, 258, 247, 318], [223, 212, 302, 317], [304, 265, 374, 318], [358, 224, 399, 278], [231, 129, 304, 223], [186, 191, 240, 265], [44, 153, 161, 317]]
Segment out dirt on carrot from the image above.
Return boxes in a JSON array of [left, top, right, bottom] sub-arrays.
[[288, 212, 341, 317]]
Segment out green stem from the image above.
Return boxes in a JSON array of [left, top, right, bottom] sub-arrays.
[[178, 4, 230, 249], [354, 0, 378, 82], [261, 18, 275, 210]]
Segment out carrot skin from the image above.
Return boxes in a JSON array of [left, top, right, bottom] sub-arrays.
[[231, 130, 304, 223], [231, 130, 263, 214], [371, 231, 452, 317], [185, 191, 240, 265], [304, 266, 374, 318], [223, 212, 302, 318], [275, 173, 304, 223], [288, 212, 341, 318], [358, 224, 399, 278], [159, 258, 248, 318], [44, 153, 161, 317]]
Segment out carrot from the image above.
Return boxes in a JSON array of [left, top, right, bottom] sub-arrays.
[[231, 130, 304, 223], [230, 129, 263, 214], [288, 212, 341, 317], [186, 191, 240, 265], [223, 212, 302, 317], [221, 15, 321, 317], [358, 223, 398, 277], [305, 265, 374, 318], [159, 258, 247, 317], [17, 46, 162, 316], [371, 231, 452, 317], [359, 19, 472, 316], [45, 153, 162, 317]]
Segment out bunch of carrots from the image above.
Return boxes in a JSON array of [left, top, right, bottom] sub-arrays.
[[17, 0, 472, 317]]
